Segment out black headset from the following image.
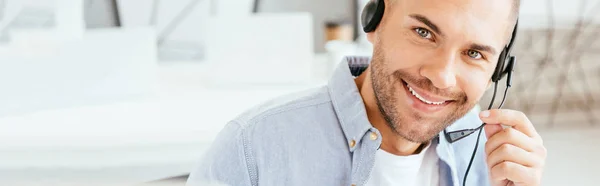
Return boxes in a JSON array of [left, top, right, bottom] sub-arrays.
[[361, 0, 519, 185]]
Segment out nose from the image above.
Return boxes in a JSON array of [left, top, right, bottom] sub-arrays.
[[419, 51, 457, 89]]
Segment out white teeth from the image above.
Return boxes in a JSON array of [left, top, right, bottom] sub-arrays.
[[408, 86, 446, 105]]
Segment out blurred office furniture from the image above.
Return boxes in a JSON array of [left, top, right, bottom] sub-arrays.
[[145, 175, 189, 186], [118, 0, 216, 61], [0, 0, 156, 116], [0, 0, 55, 42], [83, 0, 121, 28], [256, 0, 354, 53], [0, 27, 157, 116], [0, 0, 5, 21], [203, 12, 315, 85], [506, 28, 600, 128], [324, 20, 354, 42], [0, 3, 327, 183], [322, 19, 364, 76], [117, 0, 354, 61], [0, 58, 320, 185], [117, 0, 255, 62]]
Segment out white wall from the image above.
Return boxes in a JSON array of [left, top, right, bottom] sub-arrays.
[[539, 128, 600, 186]]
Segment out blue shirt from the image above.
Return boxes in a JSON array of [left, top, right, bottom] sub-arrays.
[[187, 56, 491, 186]]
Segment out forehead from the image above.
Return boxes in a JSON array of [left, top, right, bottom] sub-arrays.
[[396, 0, 514, 48]]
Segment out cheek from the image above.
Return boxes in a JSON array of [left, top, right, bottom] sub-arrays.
[[378, 26, 434, 70], [458, 72, 490, 101], [381, 41, 431, 70]]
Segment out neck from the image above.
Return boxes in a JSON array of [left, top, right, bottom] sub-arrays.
[[354, 67, 427, 156]]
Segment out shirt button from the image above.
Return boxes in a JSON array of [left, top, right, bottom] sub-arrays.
[[370, 132, 378, 140], [349, 140, 356, 148]]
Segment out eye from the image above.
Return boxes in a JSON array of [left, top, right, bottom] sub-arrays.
[[466, 50, 482, 59], [414, 28, 433, 40]]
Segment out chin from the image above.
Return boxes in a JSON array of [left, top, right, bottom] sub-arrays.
[[394, 119, 445, 143]]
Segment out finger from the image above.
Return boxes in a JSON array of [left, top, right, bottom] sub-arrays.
[[480, 109, 539, 139], [485, 127, 537, 157], [489, 161, 537, 184], [486, 143, 542, 168], [484, 123, 503, 139]]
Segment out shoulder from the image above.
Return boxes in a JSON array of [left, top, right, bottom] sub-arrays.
[[188, 86, 337, 185], [217, 85, 343, 148], [232, 85, 334, 129]]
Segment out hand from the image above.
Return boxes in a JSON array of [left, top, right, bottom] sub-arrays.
[[480, 109, 547, 186]]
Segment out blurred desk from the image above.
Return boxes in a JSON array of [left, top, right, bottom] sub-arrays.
[[0, 60, 327, 184]]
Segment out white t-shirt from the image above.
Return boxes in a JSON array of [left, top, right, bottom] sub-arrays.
[[365, 142, 440, 186]]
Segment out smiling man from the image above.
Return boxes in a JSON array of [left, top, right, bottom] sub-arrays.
[[187, 0, 547, 185]]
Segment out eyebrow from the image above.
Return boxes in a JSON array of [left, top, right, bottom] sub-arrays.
[[469, 43, 497, 55], [408, 14, 498, 55], [409, 14, 443, 37]]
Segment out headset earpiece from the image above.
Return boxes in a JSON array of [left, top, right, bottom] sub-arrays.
[[491, 20, 518, 83], [505, 56, 515, 87], [492, 49, 509, 82], [361, 0, 385, 33]]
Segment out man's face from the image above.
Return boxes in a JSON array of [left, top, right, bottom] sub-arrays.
[[368, 0, 514, 143]]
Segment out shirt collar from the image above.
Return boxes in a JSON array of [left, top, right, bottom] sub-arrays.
[[327, 56, 373, 151]]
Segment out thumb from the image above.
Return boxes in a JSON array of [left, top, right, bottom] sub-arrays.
[[484, 123, 502, 139]]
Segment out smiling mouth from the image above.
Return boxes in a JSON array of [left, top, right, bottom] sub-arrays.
[[407, 85, 446, 105], [401, 80, 454, 106]]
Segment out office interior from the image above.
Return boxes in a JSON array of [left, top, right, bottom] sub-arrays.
[[0, 0, 598, 185]]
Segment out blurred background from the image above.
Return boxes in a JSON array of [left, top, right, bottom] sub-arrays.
[[0, 0, 598, 185]]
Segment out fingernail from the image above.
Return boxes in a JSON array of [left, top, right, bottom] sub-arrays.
[[480, 111, 490, 118]]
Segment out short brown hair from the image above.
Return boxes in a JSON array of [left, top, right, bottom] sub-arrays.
[[387, 0, 520, 22]]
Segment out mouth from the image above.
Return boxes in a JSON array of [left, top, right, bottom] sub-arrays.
[[407, 85, 446, 105], [400, 80, 454, 112]]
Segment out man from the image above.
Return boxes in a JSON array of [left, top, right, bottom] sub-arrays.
[[187, 0, 547, 185]]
